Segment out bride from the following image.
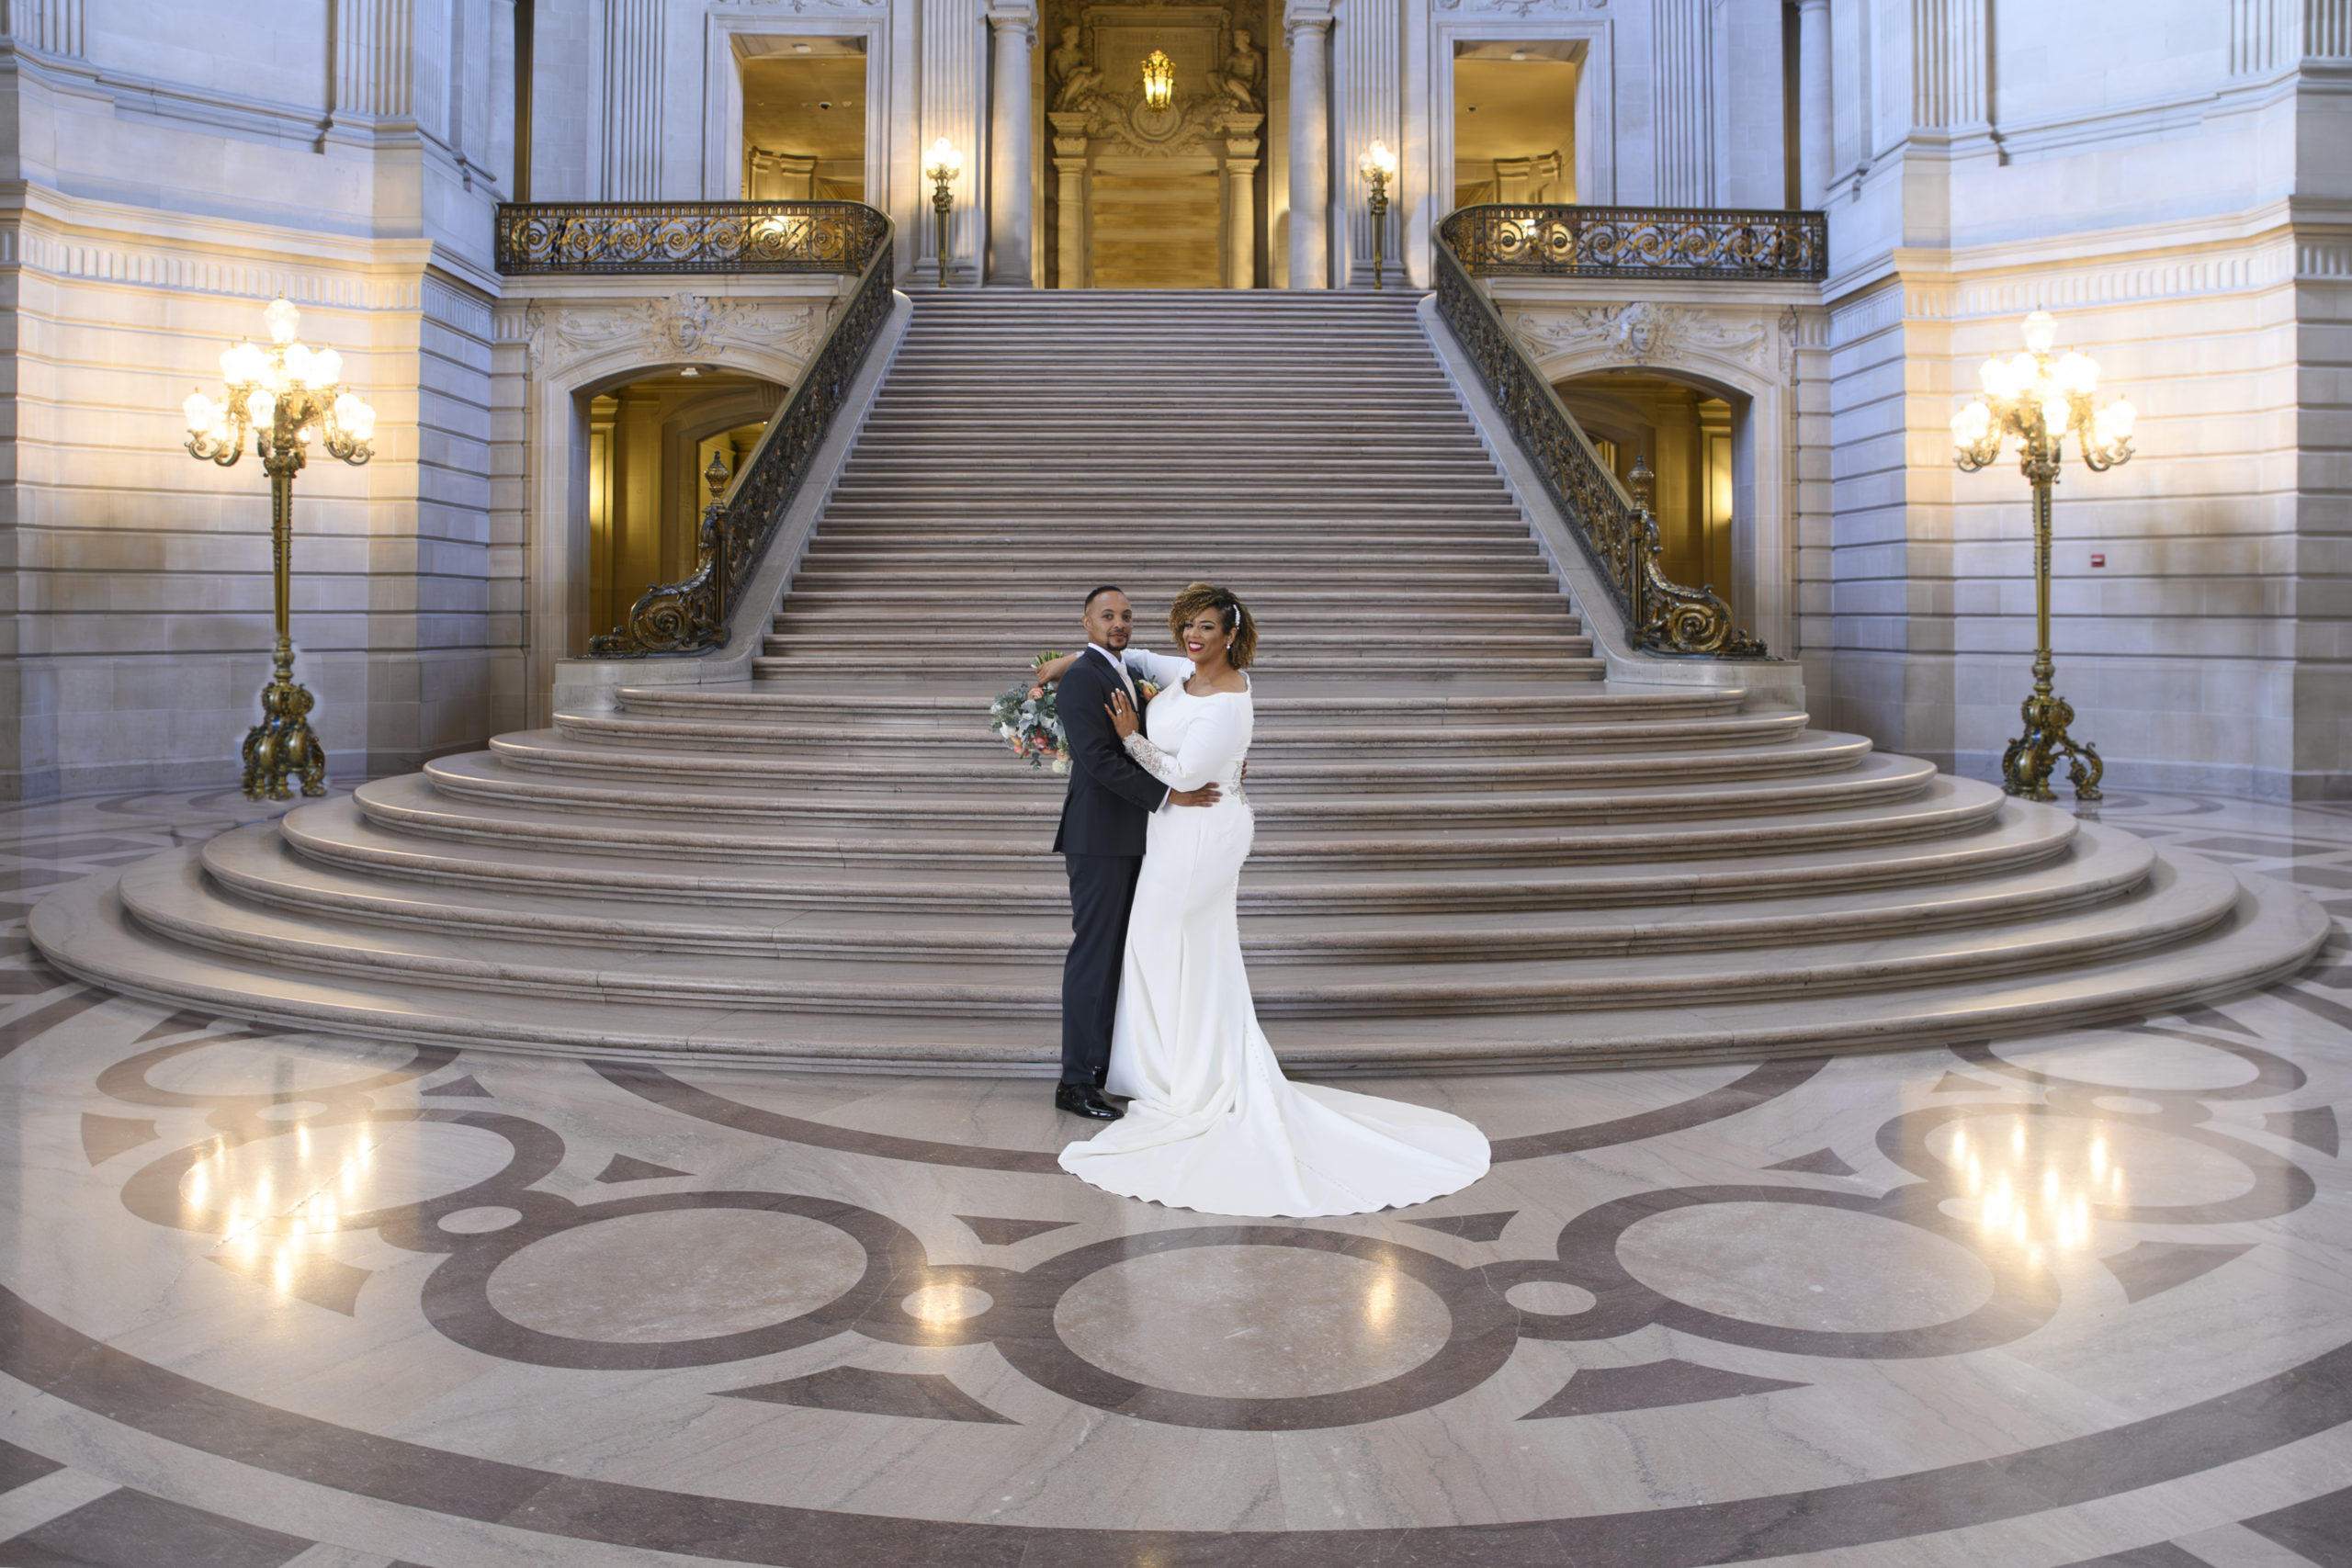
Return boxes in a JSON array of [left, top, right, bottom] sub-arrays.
[[1034, 582, 1489, 1218]]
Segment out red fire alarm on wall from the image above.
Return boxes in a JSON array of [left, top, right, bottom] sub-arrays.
[[2089, 554, 2106, 568]]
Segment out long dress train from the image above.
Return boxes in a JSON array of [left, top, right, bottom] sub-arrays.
[[1057, 650, 1490, 1217]]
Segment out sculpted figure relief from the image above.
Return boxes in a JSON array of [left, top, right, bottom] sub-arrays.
[[1208, 29, 1262, 110], [1049, 26, 1106, 113]]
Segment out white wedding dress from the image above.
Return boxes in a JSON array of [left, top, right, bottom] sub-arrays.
[[1057, 649, 1491, 1218]]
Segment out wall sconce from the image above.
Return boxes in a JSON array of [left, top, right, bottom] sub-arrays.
[[1141, 47, 1175, 109]]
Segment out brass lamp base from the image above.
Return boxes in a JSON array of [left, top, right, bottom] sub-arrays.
[[2001, 688, 2102, 807], [243, 663, 327, 802]]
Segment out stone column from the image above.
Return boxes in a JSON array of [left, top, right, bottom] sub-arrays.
[[987, 3, 1037, 285], [1283, 2, 1332, 289], [1049, 112, 1090, 288], [1222, 115, 1264, 289], [1797, 0, 1832, 207]]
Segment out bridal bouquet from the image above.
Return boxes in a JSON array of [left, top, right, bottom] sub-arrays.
[[991, 656, 1070, 773]]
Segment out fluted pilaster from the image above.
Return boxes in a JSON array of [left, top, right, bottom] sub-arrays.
[[986, 4, 1035, 285], [3, 0, 81, 56], [1652, 0, 1713, 207], [1333, 0, 1398, 286], [1797, 0, 1831, 208], [1284, 0, 1332, 290], [601, 0, 662, 199], [923, 0, 986, 283]]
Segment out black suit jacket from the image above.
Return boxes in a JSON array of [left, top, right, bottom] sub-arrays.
[[1052, 648, 1170, 856]]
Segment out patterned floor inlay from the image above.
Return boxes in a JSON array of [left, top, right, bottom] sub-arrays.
[[1, 785, 2350, 1565]]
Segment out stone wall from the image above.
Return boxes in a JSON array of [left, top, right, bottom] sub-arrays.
[[0, 1, 510, 800]]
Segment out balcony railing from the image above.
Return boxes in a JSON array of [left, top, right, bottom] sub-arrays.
[[1431, 216, 1770, 659], [1440, 204, 1826, 283], [494, 200, 892, 276], [490, 202, 897, 657]]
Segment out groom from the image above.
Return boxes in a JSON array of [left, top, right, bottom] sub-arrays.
[[1052, 585, 1221, 1120]]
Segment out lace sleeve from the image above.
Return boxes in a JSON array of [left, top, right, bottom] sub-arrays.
[[1122, 728, 1181, 786]]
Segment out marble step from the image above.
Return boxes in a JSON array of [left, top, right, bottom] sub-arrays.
[[773, 595, 1578, 623], [196, 818, 2143, 963], [349, 760, 1952, 867], [573, 707, 1770, 755], [85, 842, 2260, 1022], [794, 547, 1546, 569], [454, 733, 1873, 813], [626, 682, 1751, 726], [265, 786, 2045, 914], [782, 567, 1565, 593], [40, 857, 2322, 1073], [760, 639, 1593, 668], [752, 657, 1607, 682]]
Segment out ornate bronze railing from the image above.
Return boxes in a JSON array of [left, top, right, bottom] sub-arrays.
[[1431, 238, 1768, 658], [494, 201, 891, 276], [1440, 204, 1826, 282], [581, 220, 897, 657]]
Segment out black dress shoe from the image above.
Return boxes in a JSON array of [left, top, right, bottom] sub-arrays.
[[1055, 1083, 1124, 1121]]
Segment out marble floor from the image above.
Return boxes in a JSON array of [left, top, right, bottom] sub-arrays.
[[1, 786, 2350, 1567]]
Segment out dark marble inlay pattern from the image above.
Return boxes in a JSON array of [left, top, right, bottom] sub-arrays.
[[2098, 1241, 2256, 1304], [1519, 1359, 1807, 1419], [718, 1367, 1016, 1424], [209, 1249, 373, 1316], [2244, 1482, 2352, 1566], [1763, 1148, 1859, 1178], [956, 1214, 1077, 1245], [2265, 1104, 2340, 1155], [422, 1074, 493, 1099], [0, 1438, 62, 1495], [2052, 1545, 2215, 1568], [1403, 1210, 1518, 1243], [595, 1153, 692, 1182], [77, 1112, 158, 1166], [0, 1488, 313, 1568]]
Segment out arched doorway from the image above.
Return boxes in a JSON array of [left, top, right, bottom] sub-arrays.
[[1553, 369, 1746, 599], [582, 370, 785, 643]]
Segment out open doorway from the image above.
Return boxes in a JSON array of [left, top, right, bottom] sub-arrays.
[[583, 370, 785, 642], [740, 39, 868, 200], [1451, 43, 1577, 210], [1553, 371, 1741, 597]]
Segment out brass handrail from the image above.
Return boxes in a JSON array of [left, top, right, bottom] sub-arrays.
[[494, 200, 892, 276], [583, 220, 897, 657], [1438, 204, 1826, 281], [1430, 237, 1767, 658]]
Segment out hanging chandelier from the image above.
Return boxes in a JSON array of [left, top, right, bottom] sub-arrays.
[[1140, 47, 1175, 109]]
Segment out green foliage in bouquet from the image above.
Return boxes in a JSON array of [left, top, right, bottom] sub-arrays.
[[990, 651, 1070, 773]]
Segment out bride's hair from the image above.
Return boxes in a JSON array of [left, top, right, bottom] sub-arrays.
[[1169, 581, 1257, 670]]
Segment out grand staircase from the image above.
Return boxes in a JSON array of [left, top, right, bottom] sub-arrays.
[[32, 291, 2325, 1072]]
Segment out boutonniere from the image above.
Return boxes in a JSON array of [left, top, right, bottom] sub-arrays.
[[1136, 677, 1161, 704]]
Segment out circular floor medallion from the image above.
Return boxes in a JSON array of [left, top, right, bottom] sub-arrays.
[[486, 1208, 870, 1344], [1053, 1243, 1452, 1400], [1618, 1202, 1996, 1334]]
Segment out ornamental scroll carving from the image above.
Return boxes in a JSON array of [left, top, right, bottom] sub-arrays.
[[1515, 302, 1777, 377], [523, 296, 831, 377]]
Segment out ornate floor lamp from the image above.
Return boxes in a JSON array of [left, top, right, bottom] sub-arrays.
[[181, 299, 377, 801], [924, 139, 963, 287], [1358, 140, 1397, 289], [1951, 310, 2136, 807]]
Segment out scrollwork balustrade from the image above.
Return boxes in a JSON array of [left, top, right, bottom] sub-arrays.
[[1438, 204, 1826, 283], [1431, 236, 1768, 659], [495, 201, 891, 276]]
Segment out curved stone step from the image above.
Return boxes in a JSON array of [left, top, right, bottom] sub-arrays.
[[550, 709, 1803, 757], [348, 760, 1959, 870], [458, 729, 1884, 807], [113, 837, 2222, 1019], [35, 853, 2323, 1072], [266, 785, 2044, 914], [197, 817, 2146, 964], [622, 682, 1750, 726], [753, 655, 1610, 682]]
